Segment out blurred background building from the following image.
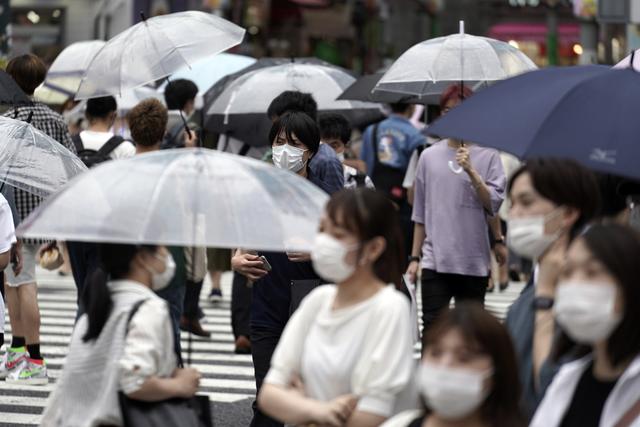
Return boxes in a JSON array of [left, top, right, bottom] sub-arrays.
[[2, 0, 639, 71]]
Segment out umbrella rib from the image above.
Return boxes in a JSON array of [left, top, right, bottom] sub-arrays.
[[146, 18, 192, 77]]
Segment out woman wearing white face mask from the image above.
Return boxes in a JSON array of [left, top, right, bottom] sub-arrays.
[[531, 224, 640, 427], [503, 158, 601, 420], [382, 303, 525, 427], [257, 189, 413, 427], [41, 243, 201, 427]]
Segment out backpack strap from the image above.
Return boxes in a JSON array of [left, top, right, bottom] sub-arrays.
[[371, 123, 381, 167], [71, 134, 84, 152], [97, 135, 125, 158]]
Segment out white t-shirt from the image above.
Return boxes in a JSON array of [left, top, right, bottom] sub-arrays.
[[0, 193, 16, 254], [78, 130, 136, 160], [0, 193, 15, 333], [265, 285, 413, 418]]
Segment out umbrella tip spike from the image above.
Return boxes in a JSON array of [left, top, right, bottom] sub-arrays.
[[459, 20, 465, 35]]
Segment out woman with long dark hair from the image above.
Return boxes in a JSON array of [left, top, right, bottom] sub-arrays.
[[383, 303, 525, 427], [257, 189, 413, 427], [42, 243, 200, 427], [531, 224, 640, 426]]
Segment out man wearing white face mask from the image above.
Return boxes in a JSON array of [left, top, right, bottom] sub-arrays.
[[504, 158, 600, 420], [531, 224, 640, 427]]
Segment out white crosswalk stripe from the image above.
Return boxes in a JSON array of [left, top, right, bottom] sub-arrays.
[[0, 269, 525, 426]]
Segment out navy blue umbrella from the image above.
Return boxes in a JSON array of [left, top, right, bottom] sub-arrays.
[[426, 65, 640, 180]]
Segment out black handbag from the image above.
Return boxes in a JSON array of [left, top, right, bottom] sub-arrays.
[[118, 300, 213, 427]]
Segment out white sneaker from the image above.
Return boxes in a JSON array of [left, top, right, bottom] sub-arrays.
[[7, 358, 48, 385], [0, 347, 28, 379]]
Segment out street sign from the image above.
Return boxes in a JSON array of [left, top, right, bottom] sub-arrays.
[[598, 0, 628, 22]]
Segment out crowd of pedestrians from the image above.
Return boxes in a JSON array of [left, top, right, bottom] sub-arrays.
[[0, 46, 638, 427]]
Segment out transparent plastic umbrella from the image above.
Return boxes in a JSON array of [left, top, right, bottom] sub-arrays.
[[17, 148, 328, 251], [44, 40, 106, 96], [157, 53, 256, 96], [76, 11, 245, 100], [206, 63, 381, 118], [0, 117, 87, 197], [374, 21, 537, 100]]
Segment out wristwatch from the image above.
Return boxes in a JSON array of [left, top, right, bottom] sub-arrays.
[[532, 296, 554, 311], [408, 256, 420, 264], [494, 238, 505, 245]]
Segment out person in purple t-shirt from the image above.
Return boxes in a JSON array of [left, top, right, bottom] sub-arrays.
[[406, 85, 506, 333]]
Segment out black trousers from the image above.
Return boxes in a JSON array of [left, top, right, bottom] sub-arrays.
[[249, 326, 284, 427], [183, 279, 203, 320], [421, 269, 487, 333], [231, 272, 252, 339], [66, 241, 100, 319]]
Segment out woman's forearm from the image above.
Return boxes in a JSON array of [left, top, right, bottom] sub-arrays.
[[258, 384, 318, 425], [126, 376, 184, 402], [346, 411, 386, 427]]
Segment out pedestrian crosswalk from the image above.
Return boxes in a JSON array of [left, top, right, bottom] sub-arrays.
[[0, 269, 525, 426]]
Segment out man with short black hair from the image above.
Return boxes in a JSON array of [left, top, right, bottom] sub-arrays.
[[267, 91, 344, 194], [318, 112, 374, 189], [75, 96, 135, 161], [163, 79, 199, 149]]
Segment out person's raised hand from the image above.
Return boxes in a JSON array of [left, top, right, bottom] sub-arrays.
[[231, 253, 268, 281], [456, 146, 472, 173]]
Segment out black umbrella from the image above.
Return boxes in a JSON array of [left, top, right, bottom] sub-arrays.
[[337, 71, 440, 105], [202, 58, 380, 147], [0, 70, 32, 106]]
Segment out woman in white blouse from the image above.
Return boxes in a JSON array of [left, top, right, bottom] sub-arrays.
[[42, 243, 201, 427], [258, 188, 414, 427]]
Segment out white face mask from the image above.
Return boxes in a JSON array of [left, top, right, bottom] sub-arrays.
[[554, 281, 622, 344], [144, 252, 176, 291], [272, 144, 307, 173], [336, 152, 345, 162], [311, 233, 357, 283], [507, 210, 562, 260], [419, 362, 492, 420]]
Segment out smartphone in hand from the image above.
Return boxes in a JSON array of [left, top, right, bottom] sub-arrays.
[[259, 255, 272, 272]]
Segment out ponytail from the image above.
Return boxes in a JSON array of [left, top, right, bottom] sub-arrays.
[[82, 266, 113, 342], [81, 243, 157, 342]]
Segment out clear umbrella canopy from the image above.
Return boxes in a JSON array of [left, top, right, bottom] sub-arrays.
[[374, 23, 536, 100], [206, 63, 382, 119], [44, 40, 106, 96], [18, 148, 328, 251], [76, 11, 245, 100], [157, 53, 256, 96], [0, 117, 87, 197]]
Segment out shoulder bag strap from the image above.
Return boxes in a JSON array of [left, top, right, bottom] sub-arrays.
[[615, 398, 640, 427]]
